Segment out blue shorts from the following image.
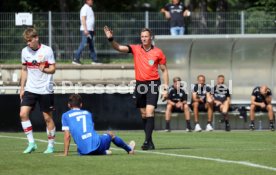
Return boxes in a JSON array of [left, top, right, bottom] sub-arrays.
[[88, 134, 112, 155]]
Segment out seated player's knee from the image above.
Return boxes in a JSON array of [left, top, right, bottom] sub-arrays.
[[250, 104, 256, 111], [166, 103, 173, 110], [107, 131, 115, 139], [192, 102, 199, 108], [267, 104, 273, 111], [184, 104, 189, 110]]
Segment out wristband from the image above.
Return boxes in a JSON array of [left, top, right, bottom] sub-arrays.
[[108, 37, 114, 42]]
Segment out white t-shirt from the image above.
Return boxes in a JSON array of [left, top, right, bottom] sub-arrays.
[[80, 4, 95, 31], [21, 44, 55, 94]]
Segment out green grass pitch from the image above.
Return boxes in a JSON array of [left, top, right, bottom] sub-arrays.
[[0, 130, 276, 175]]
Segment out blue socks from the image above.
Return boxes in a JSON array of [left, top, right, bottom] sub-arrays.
[[112, 136, 131, 152]]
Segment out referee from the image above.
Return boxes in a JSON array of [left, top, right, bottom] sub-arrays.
[[104, 26, 169, 150]]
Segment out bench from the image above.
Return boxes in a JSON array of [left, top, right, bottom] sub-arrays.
[[154, 100, 276, 130]]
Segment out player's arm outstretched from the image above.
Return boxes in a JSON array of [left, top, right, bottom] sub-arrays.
[[103, 26, 129, 53]]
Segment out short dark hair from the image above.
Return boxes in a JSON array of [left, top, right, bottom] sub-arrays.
[[173, 76, 181, 82], [68, 94, 82, 108]]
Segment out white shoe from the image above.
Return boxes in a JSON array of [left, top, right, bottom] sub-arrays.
[[105, 150, 112, 155], [128, 140, 136, 154], [91, 62, 102, 65], [206, 124, 214, 131], [194, 124, 202, 132]]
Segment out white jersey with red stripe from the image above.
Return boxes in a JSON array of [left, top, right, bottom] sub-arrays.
[[21, 44, 55, 94]]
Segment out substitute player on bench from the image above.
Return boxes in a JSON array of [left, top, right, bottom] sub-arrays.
[[191, 75, 214, 132], [165, 77, 192, 132], [213, 75, 231, 131], [249, 85, 275, 131]]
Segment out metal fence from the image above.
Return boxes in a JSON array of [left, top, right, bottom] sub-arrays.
[[0, 11, 275, 62]]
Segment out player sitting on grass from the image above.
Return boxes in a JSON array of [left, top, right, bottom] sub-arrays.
[[61, 94, 135, 156]]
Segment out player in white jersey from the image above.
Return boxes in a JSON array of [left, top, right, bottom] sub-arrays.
[[61, 94, 135, 156], [19, 27, 56, 154]]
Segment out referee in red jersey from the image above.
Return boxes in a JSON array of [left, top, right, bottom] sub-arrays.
[[104, 26, 169, 150]]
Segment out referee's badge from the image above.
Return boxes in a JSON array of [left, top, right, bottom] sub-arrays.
[[148, 59, 154, 66]]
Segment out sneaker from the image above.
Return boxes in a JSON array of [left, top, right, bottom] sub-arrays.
[[128, 140, 136, 154], [72, 59, 82, 65], [206, 124, 214, 131], [186, 128, 192, 132], [249, 124, 255, 131], [105, 150, 112, 155], [194, 124, 202, 132], [91, 61, 102, 65], [43, 146, 54, 154], [225, 124, 231, 132], [23, 142, 37, 154], [270, 124, 275, 131], [164, 129, 171, 132]]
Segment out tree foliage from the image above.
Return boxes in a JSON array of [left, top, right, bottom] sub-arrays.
[[0, 0, 275, 12]]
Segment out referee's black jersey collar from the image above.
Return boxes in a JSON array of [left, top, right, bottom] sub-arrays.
[[141, 44, 154, 52]]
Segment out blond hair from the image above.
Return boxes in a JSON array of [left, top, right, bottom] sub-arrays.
[[23, 27, 38, 40]]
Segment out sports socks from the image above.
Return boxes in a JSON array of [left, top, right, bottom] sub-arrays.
[[112, 136, 131, 152], [186, 120, 191, 129], [165, 120, 170, 130], [21, 120, 34, 143], [145, 117, 154, 143], [46, 127, 56, 148]]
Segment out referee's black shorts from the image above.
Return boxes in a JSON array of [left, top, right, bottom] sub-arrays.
[[133, 79, 161, 108], [21, 91, 55, 112]]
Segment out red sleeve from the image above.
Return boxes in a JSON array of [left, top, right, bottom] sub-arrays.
[[159, 50, 167, 65]]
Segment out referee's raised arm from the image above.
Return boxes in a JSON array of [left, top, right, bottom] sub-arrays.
[[103, 26, 129, 53]]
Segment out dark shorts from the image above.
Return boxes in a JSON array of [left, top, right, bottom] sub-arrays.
[[88, 134, 112, 155], [21, 91, 54, 112], [255, 106, 268, 112], [133, 79, 161, 108], [191, 102, 207, 112], [213, 105, 221, 112], [172, 107, 184, 113]]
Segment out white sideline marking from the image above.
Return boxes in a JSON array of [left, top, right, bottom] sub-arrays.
[[1, 135, 276, 172]]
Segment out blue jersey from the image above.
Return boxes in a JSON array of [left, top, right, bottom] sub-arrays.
[[62, 109, 100, 155]]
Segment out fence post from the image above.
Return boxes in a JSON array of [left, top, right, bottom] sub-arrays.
[[48, 11, 52, 47], [145, 11, 149, 28], [240, 11, 244, 34]]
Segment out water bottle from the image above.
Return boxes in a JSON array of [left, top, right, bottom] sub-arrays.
[[258, 120, 262, 130]]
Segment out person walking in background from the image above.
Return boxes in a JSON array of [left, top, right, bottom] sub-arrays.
[[73, 0, 100, 65], [165, 77, 192, 132], [160, 0, 190, 35], [61, 94, 135, 156], [249, 85, 275, 131], [103, 26, 169, 150], [20, 27, 56, 154]]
